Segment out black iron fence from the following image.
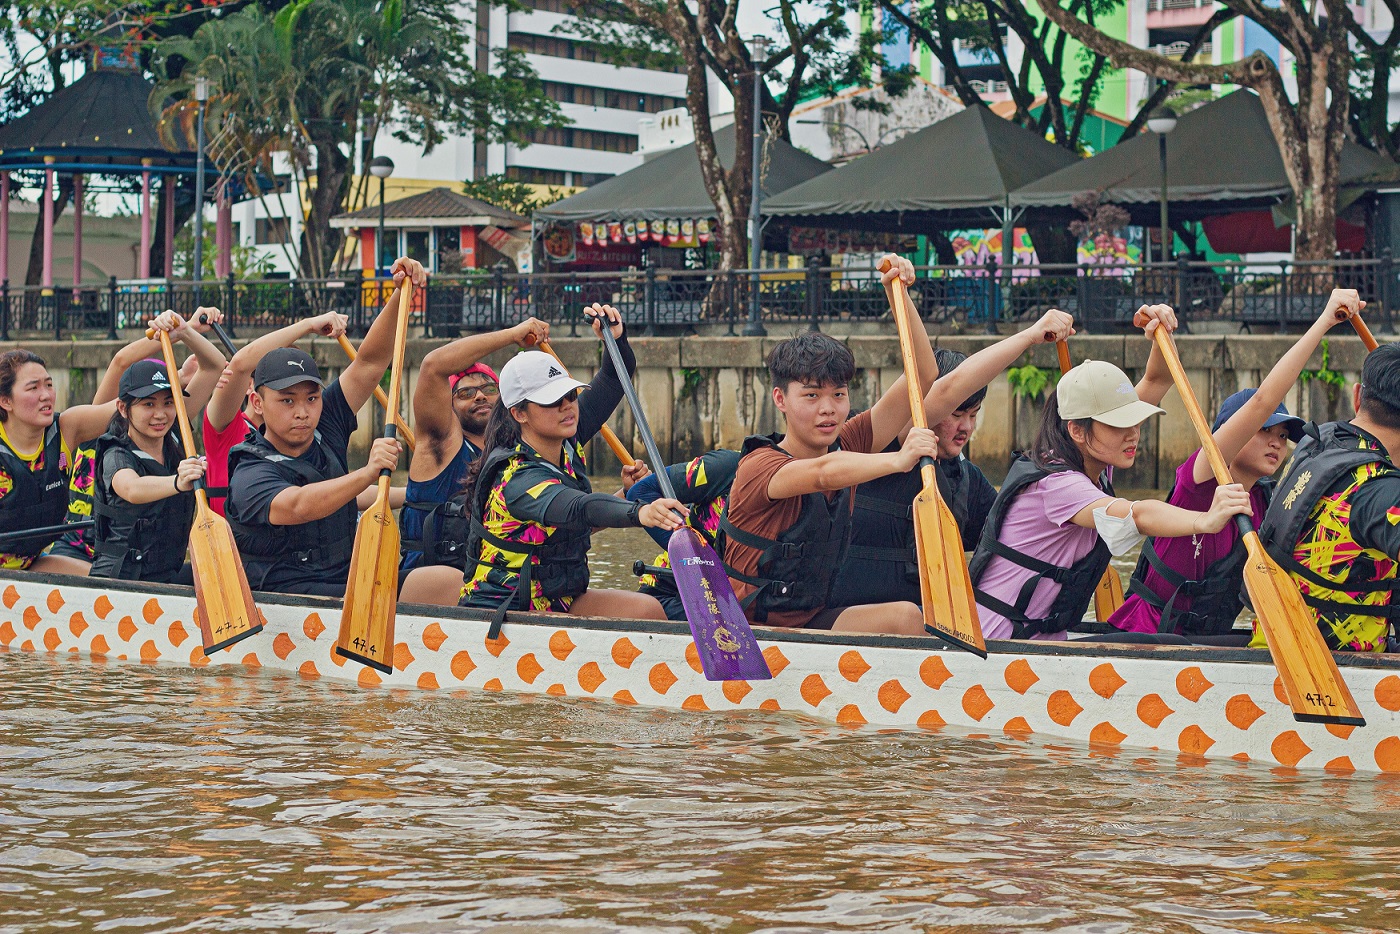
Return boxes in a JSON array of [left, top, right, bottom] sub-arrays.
[[3, 256, 1395, 341]]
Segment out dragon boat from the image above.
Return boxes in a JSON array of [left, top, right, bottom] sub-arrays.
[[4, 569, 1400, 774]]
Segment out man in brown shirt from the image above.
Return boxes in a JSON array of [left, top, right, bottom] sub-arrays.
[[721, 254, 1076, 635]]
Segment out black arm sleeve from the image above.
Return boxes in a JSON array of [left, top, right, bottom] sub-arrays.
[[575, 331, 636, 446], [541, 487, 640, 529]]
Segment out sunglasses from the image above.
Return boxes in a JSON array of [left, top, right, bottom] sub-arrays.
[[537, 388, 580, 408], [453, 383, 500, 401]]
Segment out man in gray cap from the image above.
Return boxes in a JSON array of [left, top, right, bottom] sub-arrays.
[[224, 258, 425, 596]]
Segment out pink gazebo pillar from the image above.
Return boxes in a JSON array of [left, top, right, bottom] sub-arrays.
[[139, 160, 152, 278], [163, 176, 175, 279], [71, 174, 82, 292], [41, 157, 55, 289], [1, 171, 10, 284]]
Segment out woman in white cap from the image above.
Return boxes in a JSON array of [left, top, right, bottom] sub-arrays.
[[968, 307, 1253, 641], [459, 305, 685, 626]]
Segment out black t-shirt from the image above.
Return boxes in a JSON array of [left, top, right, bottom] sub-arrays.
[[226, 380, 358, 589]]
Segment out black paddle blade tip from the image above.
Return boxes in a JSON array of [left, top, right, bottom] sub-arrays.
[[1293, 712, 1367, 727], [335, 645, 394, 675], [925, 624, 989, 659], [204, 623, 264, 655]]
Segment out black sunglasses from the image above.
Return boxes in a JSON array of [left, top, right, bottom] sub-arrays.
[[537, 388, 580, 408], [453, 383, 500, 401]]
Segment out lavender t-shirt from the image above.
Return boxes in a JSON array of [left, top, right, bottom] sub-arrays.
[[975, 469, 1111, 640], [1108, 448, 1268, 634]]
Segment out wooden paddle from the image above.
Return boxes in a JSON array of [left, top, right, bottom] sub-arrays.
[[1345, 310, 1380, 352], [881, 262, 986, 657], [337, 335, 416, 452], [0, 520, 93, 547], [1152, 327, 1364, 725], [537, 339, 635, 466], [156, 331, 265, 653], [595, 323, 771, 681], [335, 280, 413, 674], [1054, 340, 1126, 621]]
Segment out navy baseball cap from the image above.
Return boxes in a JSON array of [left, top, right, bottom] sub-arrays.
[[252, 348, 324, 391], [1212, 388, 1306, 441], [119, 359, 186, 399]]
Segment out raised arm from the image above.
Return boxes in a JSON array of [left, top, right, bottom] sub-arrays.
[[574, 304, 635, 444], [1131, 304, 1180, 406], [416, 318, 547, 454], [170, 320, 227, 413], [1199, 289, 1357, 483], [340, 256, 427, 412], [206, 311, 347, 431], [868, 254, 941, 452], [767, 427, 939, 500], [923, 309, 1075, 425]]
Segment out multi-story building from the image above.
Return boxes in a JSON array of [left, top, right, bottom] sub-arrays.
[[237, 0, 728, 275]]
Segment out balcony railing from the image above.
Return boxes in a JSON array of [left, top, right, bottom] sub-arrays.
[[1150, 0, 1211, 11], [1152, 40, 1212, 58], [1, 257, 1394, 342]]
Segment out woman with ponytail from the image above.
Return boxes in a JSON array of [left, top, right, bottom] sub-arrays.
[[968, 306, 1253, 641], [456, 304, 685, 623]]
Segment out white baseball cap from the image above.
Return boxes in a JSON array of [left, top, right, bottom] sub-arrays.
[[1057, 360, 1164, 428], [499, 351, 589, 408]]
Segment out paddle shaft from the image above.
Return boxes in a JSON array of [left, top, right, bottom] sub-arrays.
[[885, 271, 936, 488], [1348, 312, 1380, 352], [0, 520, 92, 545], [375, 280, 412, 480], [595, 329, 673, 500], [537, 340, 635, 467], [156, 332, 210, 509], [337, 335, 416, 452]]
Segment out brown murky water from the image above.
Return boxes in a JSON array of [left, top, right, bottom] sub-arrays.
[[4, 501, 1397, 932]]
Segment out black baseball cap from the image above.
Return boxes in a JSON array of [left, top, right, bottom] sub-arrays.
[[119, 359, 186, 399], [252, 348, 324, 391]]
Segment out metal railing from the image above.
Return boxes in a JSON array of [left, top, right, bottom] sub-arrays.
[[0, 256, 1393, 341]]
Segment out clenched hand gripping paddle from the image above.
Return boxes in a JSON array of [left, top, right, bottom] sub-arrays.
[[595, 324, 772, 681], [335, 279, 413, 674], [880, 264, 986, 657], [1055, 340, 1126, 621], [1153, 327, 1364, 726], [156, 330, 266, 653]]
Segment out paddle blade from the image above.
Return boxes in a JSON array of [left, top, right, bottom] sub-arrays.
[[667, 528, 772, 681], [913, 484, 987, 657], [187, 502, 265, 654], [335, 492, 401, 674], [1241, 532, 1365, 726], [1094, 566, 1125, 622]]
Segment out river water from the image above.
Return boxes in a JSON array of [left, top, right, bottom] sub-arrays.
[[4, 531, 1400, 932]]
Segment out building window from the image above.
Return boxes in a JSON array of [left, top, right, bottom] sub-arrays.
[[506, 166, 568, 185], [540, 81, 684, 113], [523, 127, 637, 153], [507, 32, 685, 73], [572, 172, 614, 187], [254, 218, 290, 245]]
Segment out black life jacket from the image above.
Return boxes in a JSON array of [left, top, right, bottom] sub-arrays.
[[226, 428, 357, 589], [846, 449, 974, 587], [0, 420, 70, 559], [717, 433, 852, 622], [968, 454, 1113, 638], [89, 431, 194, 581], [1257, 421, 1400, 641], [1127, 477, 1273, 637], [400, 440, 480, 572], [466, 441, 594, 637]]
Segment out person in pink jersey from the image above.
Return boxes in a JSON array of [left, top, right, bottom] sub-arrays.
[[1109, 289, 1362, 643]]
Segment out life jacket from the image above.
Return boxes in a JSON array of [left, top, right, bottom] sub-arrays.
[[717, 433, 852, 622], [465, 441, 594, 637], [58, 442, 97, 559], [0, 420, 70, 559], [400, 439, 480, 572], [969, 454, 1112, 638], [225, 428, 357, 590], [1127, 478, 1274, 637], [846, 451, 974, 587], [1257, 421, 1400, 651], [90, 431, 194, 581]]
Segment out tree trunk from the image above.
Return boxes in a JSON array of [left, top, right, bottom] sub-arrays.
[[301, 134, 352, 281]]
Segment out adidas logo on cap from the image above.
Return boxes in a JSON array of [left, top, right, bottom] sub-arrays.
[[547, 366, 562, 378]]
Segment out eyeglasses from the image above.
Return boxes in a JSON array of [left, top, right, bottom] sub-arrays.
[[537, 389, 580, 408], [453, 383, 500, 401]]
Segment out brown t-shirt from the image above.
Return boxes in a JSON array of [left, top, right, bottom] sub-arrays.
[[723, 411, 875, 627]]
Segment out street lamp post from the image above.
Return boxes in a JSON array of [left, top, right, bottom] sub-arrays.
[[191, 75, 209, 297], [1146, 106, 1177, 264], [744, 35, 769, 337], [368, 155, 395, 277]]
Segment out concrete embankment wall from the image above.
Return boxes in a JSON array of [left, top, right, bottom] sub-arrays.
[[23, 331, 1378, 489]]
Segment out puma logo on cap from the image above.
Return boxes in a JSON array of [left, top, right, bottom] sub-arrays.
[[288, 360, 306, 372]]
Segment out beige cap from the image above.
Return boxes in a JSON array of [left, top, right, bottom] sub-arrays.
[[1057, 360, 1164, 428]]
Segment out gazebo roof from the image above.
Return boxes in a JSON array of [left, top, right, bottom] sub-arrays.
[[0, 69, 195, 172], [331, 187, 528, 229]]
